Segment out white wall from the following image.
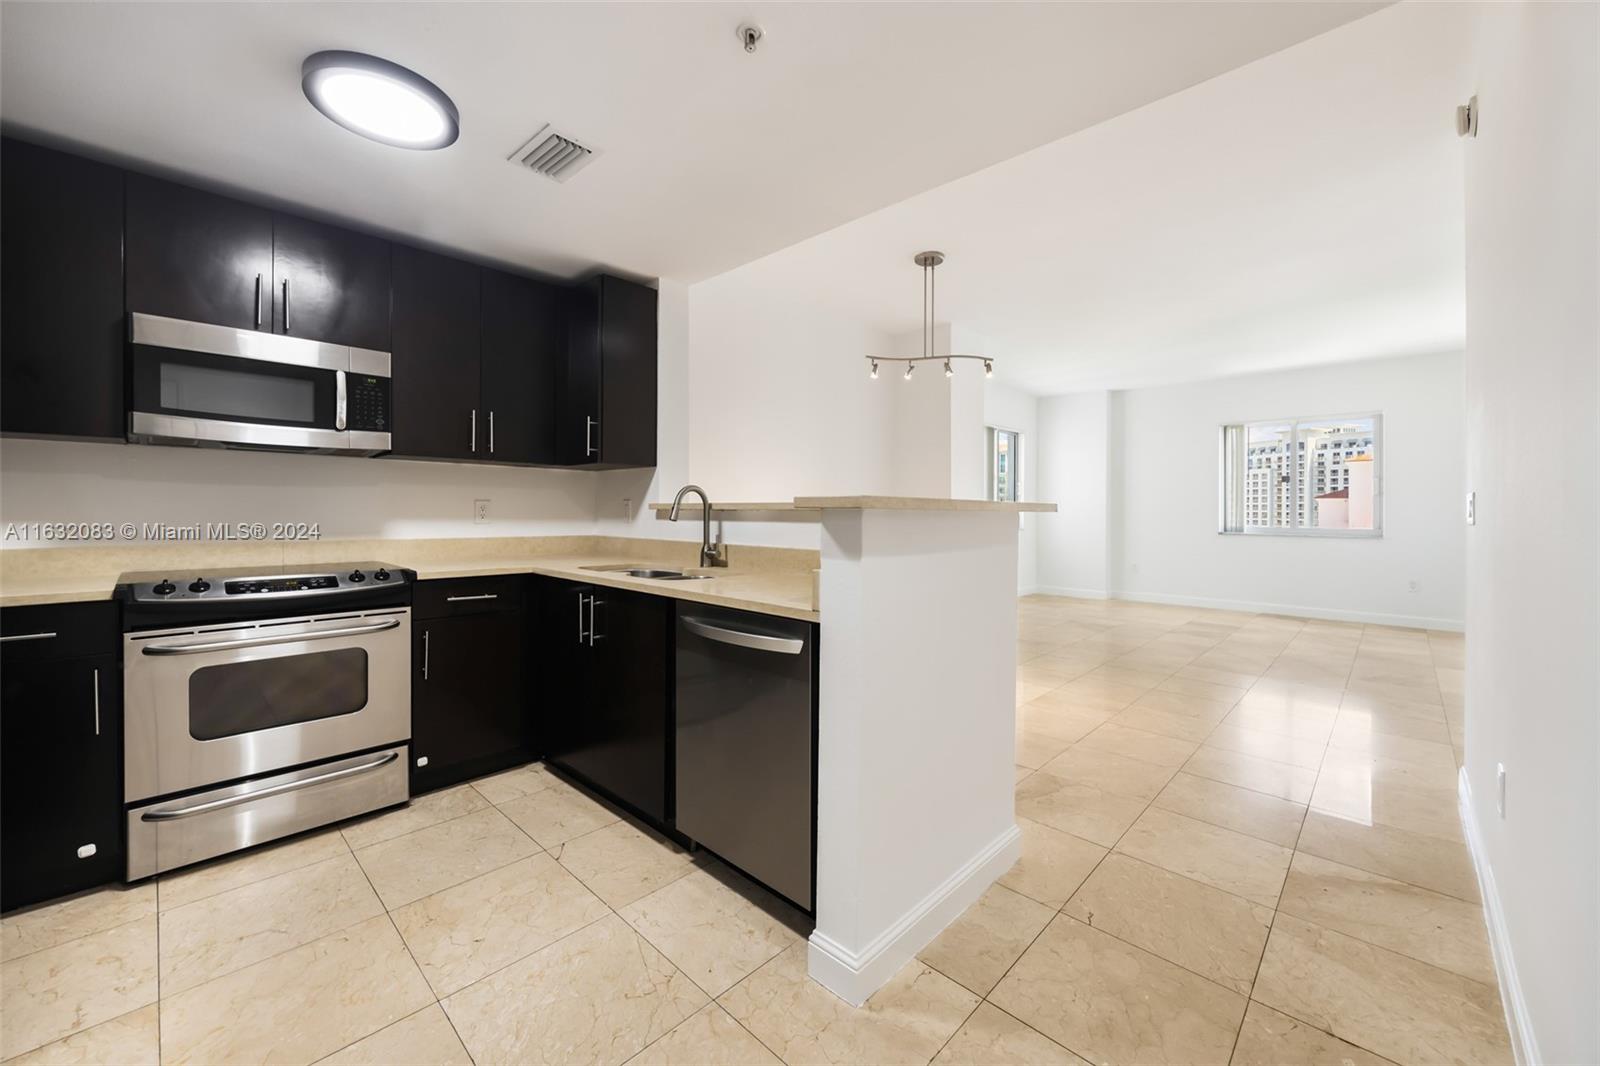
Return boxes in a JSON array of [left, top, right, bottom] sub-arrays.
[[1461, 4, 1598, 1062], [1035, 351, 1467, 628], [985, 380, 1041, 593], [1035, 391, 1110, 598]]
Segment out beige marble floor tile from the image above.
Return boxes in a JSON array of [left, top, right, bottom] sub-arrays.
[[1254, 913, 1511, 1066], [157, 828, 349, 912], [1334, 704, 1452, 745], [1016, 728, 1075, 769], [469, 761, 558, 805], [442, 913, 706, 1066], [1037, 746, 1177, 801], [316, 1004, 472, 1066], [998, 819, 1108, 908], [1309, 760, 1464, 843], [1131, 688, 1237, 723], [0, 918, 157, 1060], [1074, 722, 1199, 768], [990, 915, 1246, 1066], [340, 783, 489, 850], [1062, 854, 1273, 995], [1150, 773, 1306, 848], [620, 864, 802, 998], [1112, 704, 1224, 743], [354, 806, 539, 910], [499, 777, 623, 848], [1156, 675, 1248, 705], [1221, 705, 1338, 744], [391, 853, 610, 997], [1296, 811, 1480, 903], [930, 1003, 1089, 1066], [158, 852, 384, 995], [1230, 1001, 1395, 1065], [159, 914, 433, 1066], [917, 884, 1054, 996], [1049, 676, 1149, 713], [1174, 663, 1263, 690], [1017, 701, 1111, 744], [628, 1003, 781, 1066], [1015, 772, 1148, 848], [1277, 853, 1495, 984], [1115, 807, 1292, 907], [0, 1003, 158, 1066], [720, 944, 978, 1066], [1325, 727, 1458, 773], [556, 819, 702, 908], [0, 883, 155, 960], [1344, 676, 1443, 710], [1203, 725, 1327, 770], [1184, 746, 1318, 804]]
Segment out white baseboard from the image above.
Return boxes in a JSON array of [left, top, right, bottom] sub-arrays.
[[1459, 768, 1540, 1065], [1035, 584, 1109, 600], [1065, 588, 1465, 631], [807, 823, 1021, 1007]]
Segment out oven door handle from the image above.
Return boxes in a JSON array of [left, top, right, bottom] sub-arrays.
[[140, 617, 401, 656], [139, 751, 400, 822]]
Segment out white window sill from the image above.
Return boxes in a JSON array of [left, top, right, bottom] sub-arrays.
[[1220, 528, 1383, 540]]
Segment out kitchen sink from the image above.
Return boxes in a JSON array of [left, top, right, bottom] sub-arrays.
[[579, 564, 714, 581]]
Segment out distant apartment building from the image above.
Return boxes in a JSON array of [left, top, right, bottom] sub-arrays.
[[1245, 424, 1376, 528]]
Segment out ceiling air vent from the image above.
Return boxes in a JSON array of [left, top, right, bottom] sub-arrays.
[[508, 124, 596, 183]]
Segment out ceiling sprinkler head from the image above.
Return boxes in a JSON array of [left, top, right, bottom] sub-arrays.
[[869, 360, 879, 380], [983, 360, 994, 378], [904, 362, 915, 380], [944, 360, 953, 378], [737, 22, 764, 54]]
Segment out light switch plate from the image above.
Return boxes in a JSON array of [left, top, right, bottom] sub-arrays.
[[1466, 491, 1476, 525], [474, 499, 490, 525]]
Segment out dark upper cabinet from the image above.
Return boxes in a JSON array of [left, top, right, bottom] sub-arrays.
[[411, 578, 530, 795], [390, 245, 481, 461], [0, 137, 125, 440], [1, 603, 123, 912], [480, 269, 560, 465], [270, 213, 391, 351], [126, 172, 273, 331], [561, 275, 657, 468]]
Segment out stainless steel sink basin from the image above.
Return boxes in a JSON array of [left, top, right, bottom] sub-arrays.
[[578, 564, 714, 581]]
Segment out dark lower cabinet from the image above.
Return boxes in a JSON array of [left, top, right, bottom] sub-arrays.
[[1, 137, 125, 441], [411, 578, 530, 793], [539, 578, 670, 822], [1, 604, 123, 912]]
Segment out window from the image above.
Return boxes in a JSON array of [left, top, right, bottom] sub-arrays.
[[1220, 414, 1380, 536], [988, 427, 1021, 503]]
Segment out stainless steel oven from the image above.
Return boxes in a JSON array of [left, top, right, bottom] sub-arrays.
[[126, 312, 391, 455], [118, 564, 412, 879]]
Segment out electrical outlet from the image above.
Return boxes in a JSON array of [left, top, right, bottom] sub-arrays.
[[1497, 763, 1506, 817], [473, 499, 490, 525], [1408, 579, 1420, 594], [622, 497, 632, 520], [1466, 491, 1476, 525]]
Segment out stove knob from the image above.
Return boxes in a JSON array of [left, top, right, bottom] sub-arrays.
[[152, 579, 176, 596], [188, 579, 211, 593], [373, 568, 391, 581], [347, 570, 366, 583]]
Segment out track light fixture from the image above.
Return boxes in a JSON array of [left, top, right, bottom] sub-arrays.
[[866, 252, 994, 381]]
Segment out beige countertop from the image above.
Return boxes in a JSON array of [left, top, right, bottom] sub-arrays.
[[0, 536, 820, 621], [651, 495, 1056, 516]]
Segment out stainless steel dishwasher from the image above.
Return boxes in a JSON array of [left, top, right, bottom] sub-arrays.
[[675, 602, 815, 910]]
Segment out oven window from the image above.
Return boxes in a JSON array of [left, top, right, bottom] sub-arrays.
[[188, 649, 369, 740], [160, 361, 317, 424]]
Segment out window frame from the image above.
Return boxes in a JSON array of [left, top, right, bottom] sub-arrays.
[[1218, 411, 1383, 538], [986, 424, 1024, 517]]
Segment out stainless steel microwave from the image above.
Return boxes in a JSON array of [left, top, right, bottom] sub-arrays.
[[127, 313, 391, 456]]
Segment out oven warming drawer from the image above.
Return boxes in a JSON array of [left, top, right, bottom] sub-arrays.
[[126, 745, 407, 880]]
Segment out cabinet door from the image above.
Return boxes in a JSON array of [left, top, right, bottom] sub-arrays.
[[597, 276, 658, 468], [558, 279, 602, 465], [390, 245, 480, 461], [1, 657, 122, 911], [412, 611, 529, 794], [585, 588, 670, 821], [271, 214, 391, 351], [0, 138, 125, 440], [126, 173, 273, 330], [537, 580, 594, 763], [480, 269, 560, 465]]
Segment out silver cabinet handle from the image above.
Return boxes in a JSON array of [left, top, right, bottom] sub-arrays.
[[471, 409, 477, 453], [577, 592, 588, 644], [682, 616, 804, 655], [0, 631, 57, 643], [588, 596, 602, 646], [585, 415, 598, 458], [142, 617, 400, 656], [92, 667, 101, 736], [254, 274, 263, 329], [335, 370, 347, 431], [489, 410, 495, 454], [281, 277, 290, 333], [422, 629, 430, 680], [445, 593, 498, 602], [141, 751, 399, 822]]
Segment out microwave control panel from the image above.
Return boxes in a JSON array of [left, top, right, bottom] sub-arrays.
[[346, 375, 390, 433]]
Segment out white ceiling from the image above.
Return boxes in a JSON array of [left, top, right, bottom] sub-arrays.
[[0, 1, 1380, 284], [704, 1, 1475, 393]]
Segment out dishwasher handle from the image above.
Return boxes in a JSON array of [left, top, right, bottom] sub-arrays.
[[681, 616, 804, 655]]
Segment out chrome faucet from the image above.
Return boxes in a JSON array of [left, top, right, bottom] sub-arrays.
[[669, 484, 728, 568]]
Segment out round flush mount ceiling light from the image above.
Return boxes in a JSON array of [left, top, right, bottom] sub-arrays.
[[302, 51, 459, 150]]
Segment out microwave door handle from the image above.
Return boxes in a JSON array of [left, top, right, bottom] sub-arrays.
[[335, 370, 347, 431], [281, 277, 290, 333], [254, 274, 263, 330], [140, 617, 401, 656]]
